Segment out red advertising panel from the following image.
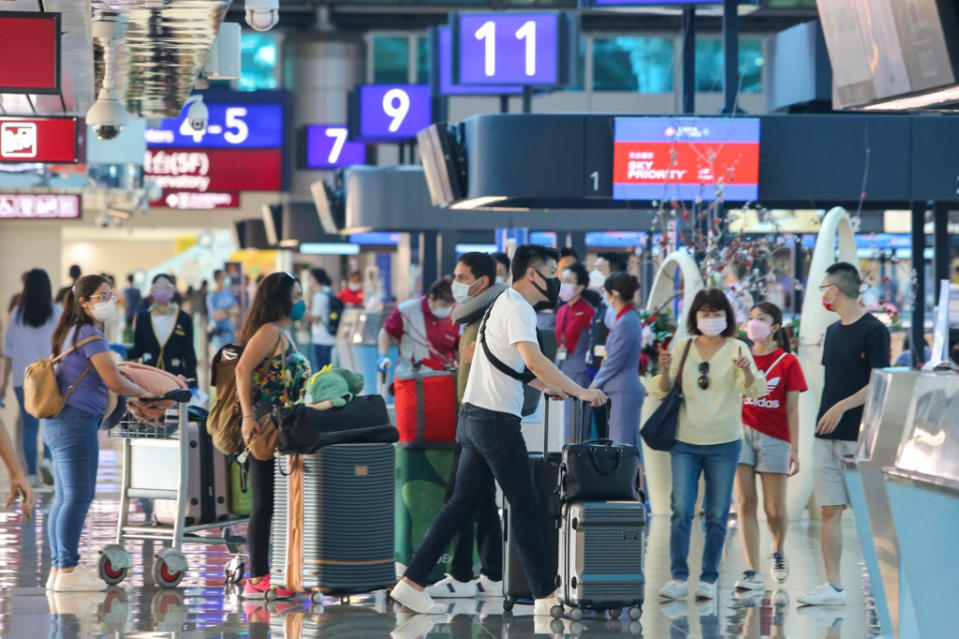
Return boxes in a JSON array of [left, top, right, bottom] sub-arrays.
[[0, 193, 81, 219], [144, 148, 282, 194], [0, 13, 60, 92], [0, 117, 78, 163]]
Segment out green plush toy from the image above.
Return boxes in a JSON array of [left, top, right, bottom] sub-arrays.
[[306, 365, 366, 407]]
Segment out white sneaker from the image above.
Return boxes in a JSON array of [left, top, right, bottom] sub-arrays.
[[390, 580, 448, 615], [425, 575, 477, 599], [53, 565, 107, 592], [473, 574, 503, 597], [658, 580, 689, 600], [797, 582, 847, 606], [734, 571, 765, 591], [770, 550, 789, 583], [797, 604, 845, 627], [46, 569, 58, 591], [694, 582, 717, 600], [533, 595, 561, 617]]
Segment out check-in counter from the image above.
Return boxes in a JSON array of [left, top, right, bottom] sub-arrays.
[[883, 371, 959, 639], [842, 368, 919, 639]]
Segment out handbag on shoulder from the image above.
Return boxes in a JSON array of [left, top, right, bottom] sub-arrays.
[[640, 338, 693, 451]]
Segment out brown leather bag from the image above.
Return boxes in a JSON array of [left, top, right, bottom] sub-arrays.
[[23, 335, 104, 419]]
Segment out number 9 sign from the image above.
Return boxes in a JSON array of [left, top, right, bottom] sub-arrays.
[[353, 85, 432, 142]]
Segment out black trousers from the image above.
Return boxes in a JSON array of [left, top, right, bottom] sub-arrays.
[[445, 444, 504, 583], [248, 456, 275, 579]]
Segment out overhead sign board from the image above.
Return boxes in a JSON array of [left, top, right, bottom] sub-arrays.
[[454, 13, 566, 86], [351, 85, 433, 142], [0, 117, 79, 163], [144, 148, 281, 194], [612, 117, 760, 202], [303, 125, 367, 169], [433, 27, 523, 96], [144, 103, 283, 149], [0, 193, 81, 219], [0, 12, 60, 93]]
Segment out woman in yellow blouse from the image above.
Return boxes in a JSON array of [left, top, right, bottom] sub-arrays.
[[651, 289, 767, 602]]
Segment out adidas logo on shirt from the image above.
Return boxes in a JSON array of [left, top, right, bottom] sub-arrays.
[[743, 377, 780, 408]]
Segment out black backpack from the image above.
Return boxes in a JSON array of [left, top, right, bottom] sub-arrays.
[[326, 291, 345, 334]]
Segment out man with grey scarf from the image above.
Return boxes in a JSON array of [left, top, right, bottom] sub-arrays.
[[425, 252, 507, 598]]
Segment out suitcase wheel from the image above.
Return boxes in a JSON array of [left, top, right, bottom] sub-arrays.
[[550, 604, 565, 619], [628, 606, 642, 621], [224, 554, 245, 584], [310, 592, 324, 605], [503, 599, 514, 612], [569, 607, 584, 621]]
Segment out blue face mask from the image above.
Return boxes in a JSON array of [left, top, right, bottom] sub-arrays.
[[290, 299, 306, 322]]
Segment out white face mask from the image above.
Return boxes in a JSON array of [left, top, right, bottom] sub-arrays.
[[349, 283, 361, 291], [452, 281, 473, 304], [432, 305, 452, 319], [604, 305, 617, 330], [589, 269, 606, 291], [697, 316, 727, 337], [495, 276, 506, 285], [92, 299, 117, 323]]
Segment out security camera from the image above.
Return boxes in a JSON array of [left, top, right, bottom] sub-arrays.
[[87, 87, 129, 140], [245, 0, 279, 31], [182, 95, 208, 132]]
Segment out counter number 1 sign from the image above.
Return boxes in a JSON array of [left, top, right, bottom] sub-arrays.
[[453, 12, 578, 87]]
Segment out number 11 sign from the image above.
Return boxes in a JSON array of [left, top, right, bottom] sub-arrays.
[[453, 12, 577, 86]]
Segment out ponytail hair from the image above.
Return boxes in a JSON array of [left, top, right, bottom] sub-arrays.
[[750, 301, 791, 354], [52, 274, 110, 356]]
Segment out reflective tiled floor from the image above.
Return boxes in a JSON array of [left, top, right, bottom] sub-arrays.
[[1, 435, 878, 638]]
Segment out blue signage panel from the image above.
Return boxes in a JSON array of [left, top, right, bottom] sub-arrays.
[[358, 85, 432, 141], [457, 13, 560, 85], [145, 103, 283, 149], [304, 125, 367, 169], [435, 27, 522, 96]]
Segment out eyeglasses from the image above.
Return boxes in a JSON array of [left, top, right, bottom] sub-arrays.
[[89, 292, 117, 302], [818, 284, 836, 292], [698, 362, 710, 390]]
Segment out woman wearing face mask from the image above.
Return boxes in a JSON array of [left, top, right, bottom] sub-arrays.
[[377, 279, 459, 380], [554, 263, 595, 441], [127, 274, 197, 385], [43, 275, 149, 592], [235, 273, 312, 599], [651, 288, 766, 602], [734, 302, 807, 592], [589, 273, 645, 447]]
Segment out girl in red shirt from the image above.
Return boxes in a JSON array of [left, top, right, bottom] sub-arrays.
[[734, 301, 807, 593], [555, 263, 595, 441]]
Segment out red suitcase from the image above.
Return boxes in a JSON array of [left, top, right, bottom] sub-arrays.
[[393, 372, 457, 447]]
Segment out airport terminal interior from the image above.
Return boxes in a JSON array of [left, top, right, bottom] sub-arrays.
[[1, 0, 958, 637]]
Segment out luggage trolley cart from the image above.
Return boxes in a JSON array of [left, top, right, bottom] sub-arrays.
[[98, 389, 248, 588]]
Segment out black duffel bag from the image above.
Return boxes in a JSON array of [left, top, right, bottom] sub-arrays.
[[559, 439, 642, 503], [275, 395, 398, 455]]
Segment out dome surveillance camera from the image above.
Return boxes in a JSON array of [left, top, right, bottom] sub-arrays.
[[87, 87, 129, 140], [183, 95, 208, 132], [245, 0, 279, 31]]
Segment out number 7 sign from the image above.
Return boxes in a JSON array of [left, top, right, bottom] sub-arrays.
[[303, 125, 367, 169]]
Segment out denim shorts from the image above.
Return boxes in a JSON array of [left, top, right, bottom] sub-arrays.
[[739, 427, 791, 474]]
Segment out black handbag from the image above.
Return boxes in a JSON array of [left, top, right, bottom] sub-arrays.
[[640, 339, 693, 451], [559, 438, 641, 503], [275, 395, 397, 455]]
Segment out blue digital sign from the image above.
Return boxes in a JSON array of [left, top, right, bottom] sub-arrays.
[[456, 13, 562, 85], [145, 103, 283, 149], [434, 27, 523, 96], [304, 125, 367, 169], [356, 85, 432, 141]]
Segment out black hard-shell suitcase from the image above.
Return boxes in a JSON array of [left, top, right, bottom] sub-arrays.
[[155, 420, 230, 526], [502, 397, 561, 611]]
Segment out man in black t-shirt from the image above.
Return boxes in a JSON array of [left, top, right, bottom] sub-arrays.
[[798, 262, 890, 607]]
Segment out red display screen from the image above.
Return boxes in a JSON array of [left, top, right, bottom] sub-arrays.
[[0, 117, 78, 163], [0, 13, 60, 92], [144, 148, 282, 193]]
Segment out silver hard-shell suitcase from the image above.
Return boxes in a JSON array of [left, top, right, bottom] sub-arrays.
[[556, 500, 646, 621], [270, 444, 395, 600]]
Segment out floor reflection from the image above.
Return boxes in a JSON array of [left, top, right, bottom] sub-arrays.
[[0, 440, 877, 638]]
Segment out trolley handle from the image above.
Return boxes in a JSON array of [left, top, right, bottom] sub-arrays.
[[137, 389, 193, 404]]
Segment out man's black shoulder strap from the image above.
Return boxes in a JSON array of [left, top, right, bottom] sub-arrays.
[[478, 291, 537, 385]]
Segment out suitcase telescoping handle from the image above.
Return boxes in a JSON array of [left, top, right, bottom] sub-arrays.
[[574, 397, 611, 443], [542, 395, 550, 461]]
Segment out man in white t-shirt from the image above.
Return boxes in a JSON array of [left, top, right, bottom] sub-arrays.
[[307, 268, 336, 370], [390, 245, 609, 616]]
